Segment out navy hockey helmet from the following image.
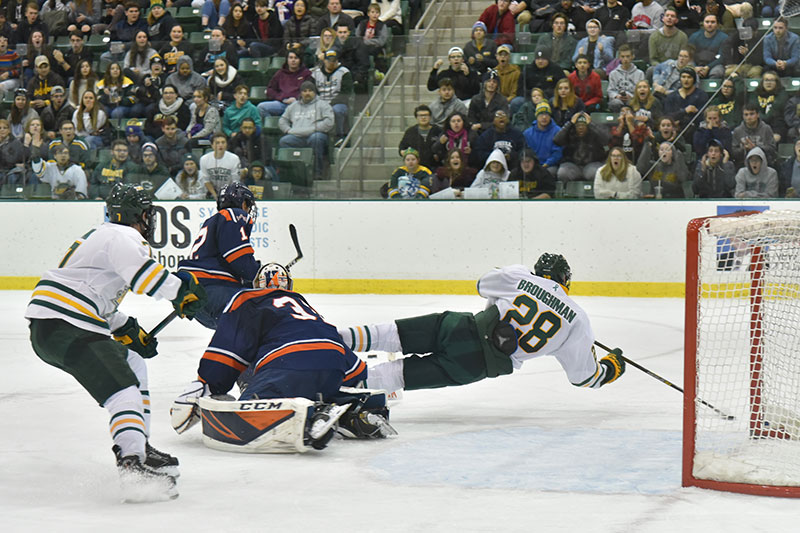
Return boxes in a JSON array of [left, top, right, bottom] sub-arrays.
[[254, 262, 293, 291], [106, 183, 155, 239], [534, 253, 572, 289], [217, 182, 257, 220]]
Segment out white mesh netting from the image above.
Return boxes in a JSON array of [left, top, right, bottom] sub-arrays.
[[693, 210, 800, 487], [782, 0, 800, 18]]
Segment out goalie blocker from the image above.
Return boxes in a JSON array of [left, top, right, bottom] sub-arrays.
[[195, 389, 395, 453]]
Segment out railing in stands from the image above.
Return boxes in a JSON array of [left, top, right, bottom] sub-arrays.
[[334, 0, 457, 195]]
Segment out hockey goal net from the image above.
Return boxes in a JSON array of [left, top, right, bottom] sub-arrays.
[[684, 209, 800, 497]]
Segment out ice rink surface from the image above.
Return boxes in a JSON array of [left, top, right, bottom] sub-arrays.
[[2, 290, 798, 532]]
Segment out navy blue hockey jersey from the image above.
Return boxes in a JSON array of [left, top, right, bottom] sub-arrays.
[[178, 207, 261, 287], [197, 288, 367, 396]]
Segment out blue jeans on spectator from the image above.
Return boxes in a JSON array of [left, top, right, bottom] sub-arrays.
[[332, 103, 348, 139], [84, 135, 105, 149], [510, 96, 525, 117], [0, 167, 26, 185], [249, 41, 278, 58], [279, 132, 328, 175], [258, 100, 287, 118]]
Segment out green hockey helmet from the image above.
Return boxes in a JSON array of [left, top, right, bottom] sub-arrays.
[[534, 253, 572, 289], [106, 183, 155, 239]]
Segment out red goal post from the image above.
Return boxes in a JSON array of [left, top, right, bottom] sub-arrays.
[[684, 209, 800, 497]]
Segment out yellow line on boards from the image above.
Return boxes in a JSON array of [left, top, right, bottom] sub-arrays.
[[1, 277, 686, 297]]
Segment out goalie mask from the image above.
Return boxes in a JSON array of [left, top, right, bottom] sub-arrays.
[[255, 263, 293, 291], [534, 253, 572, 290], [106, 183, 155, 239]]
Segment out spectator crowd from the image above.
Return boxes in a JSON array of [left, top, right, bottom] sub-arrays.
[[391, 0, 800, 200], [0, 0, 406, 199], [0, 0, 797, 201]]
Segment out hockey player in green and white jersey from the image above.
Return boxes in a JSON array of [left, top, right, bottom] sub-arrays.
[[24, 183, 207, 502], [338, 253, 625, 392]]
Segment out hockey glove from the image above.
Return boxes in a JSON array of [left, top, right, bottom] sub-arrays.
[[170, 380, 209, 434], [599, 348, 626, 386], [113, 317, 158, 358], [171, 271, 207, 319]]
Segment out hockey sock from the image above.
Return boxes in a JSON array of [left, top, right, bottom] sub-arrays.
[[105, 385, 147, 462], [338, 322, 402, 352], [366, 360, 405, 392], [126, 350, 151, 436]]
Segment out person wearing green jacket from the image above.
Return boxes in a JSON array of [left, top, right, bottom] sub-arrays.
[[222, 84, 262, 139]]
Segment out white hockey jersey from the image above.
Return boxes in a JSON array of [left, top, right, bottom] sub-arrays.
[[25, 222, 182, 335], [477, 264, 606, 388]]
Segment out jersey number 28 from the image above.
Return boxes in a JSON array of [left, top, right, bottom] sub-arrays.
[[502, 294, 561, 353]]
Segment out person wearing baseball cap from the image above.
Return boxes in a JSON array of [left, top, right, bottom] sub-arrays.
[[28, 55, 65, 111], [428, 44, 481, 102]]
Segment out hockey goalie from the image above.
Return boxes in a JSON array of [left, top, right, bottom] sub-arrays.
[[170, 263, 396, 452]]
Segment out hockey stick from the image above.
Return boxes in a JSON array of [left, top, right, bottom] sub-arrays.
[[285, 224, 303, 271], [144, 310, 179, 343], [593, 340, 735, 420]]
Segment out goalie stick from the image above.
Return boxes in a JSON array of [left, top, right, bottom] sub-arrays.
[[594, 340, 735, 421], [285, 224, 303, 271], [145, 224, 304, 342]]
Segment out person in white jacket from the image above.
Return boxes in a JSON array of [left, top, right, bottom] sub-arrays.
[[734, 146, 779, 199], [32, 144, 88, 199], [469, 147, 510, 190], [593, 145, 643, 199]]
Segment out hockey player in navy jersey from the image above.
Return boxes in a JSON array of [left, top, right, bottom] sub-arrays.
[[178, 182, 262, 329], [339, 253, 626, 393], [25, 183, 207, 502], [171, 264, 395, 449]]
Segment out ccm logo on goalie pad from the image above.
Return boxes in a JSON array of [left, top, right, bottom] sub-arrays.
[[238, 401, 285, 410]]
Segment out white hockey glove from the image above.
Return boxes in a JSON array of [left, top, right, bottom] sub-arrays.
[[170, 380, 209, 434]]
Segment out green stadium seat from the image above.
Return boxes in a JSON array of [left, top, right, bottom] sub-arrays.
[[779, 143, 796, 159], [274, 147, 313, 189], [564, 181, 594, 199], [590, 112, 616, 126], [238, 58, 268, 84], [700, 79, 721, 93], [175, 6, 202, 22], [262, 182, 293, 199], [25, 183, 52, 199], [511, 52, 534, 65], [745, 78, 760, 92], [781, 78, 800, 92], [86, 33, 110, 49], [0, 184, 25, 199], [249, 86, 268, 103], [189, 31, 212, 48]]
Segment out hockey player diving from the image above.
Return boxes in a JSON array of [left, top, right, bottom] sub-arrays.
[[171, 264, 396, 451], [177, 182, 262, 329], [339, 253, 626, 393], [25, 183, 208, 502]]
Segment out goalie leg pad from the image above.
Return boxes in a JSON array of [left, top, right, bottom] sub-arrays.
[[198, 396, 316, 453]]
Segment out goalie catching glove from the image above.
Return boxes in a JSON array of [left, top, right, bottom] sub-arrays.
[[599, 348, 626, 386], [172, 271, 207, 319], [113, 317, 158, 358], [170, 380, 209, 434]]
